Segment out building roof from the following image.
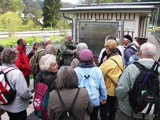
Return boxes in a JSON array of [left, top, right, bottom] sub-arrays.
[[60, 2, 160, 13]]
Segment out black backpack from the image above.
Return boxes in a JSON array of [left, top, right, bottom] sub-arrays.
[[56, 49, 64, 68], [56, 88, 80, 120], [129, 61, 159, 115]]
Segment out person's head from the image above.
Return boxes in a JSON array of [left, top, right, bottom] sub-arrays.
[[45, 44, 57, 55], [39, 54, 58, 73], [104, 40, 117, 54], [77, 43, 88, 55], [123, 35, 133, 46], [1, 48, 17, 64], [32, 41, 40, 50], [17, 38, 27, 48], [116, 38, 120, 46], [65, 33, 72, 44], [42, 35, 51, 47], [0, 46, 4, 53], [0, 46, 4, 60], [56, 66, 78, 89], [140, 42, 156, 59], [79, 49, 93, 65], [133, 40, 140, 49], [105, 35, 116, 42]]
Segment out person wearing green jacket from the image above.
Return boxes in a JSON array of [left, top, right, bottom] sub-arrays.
[[59, 33, 77, 66]]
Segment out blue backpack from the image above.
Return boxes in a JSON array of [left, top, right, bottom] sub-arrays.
[[76, 67, 99, 107]]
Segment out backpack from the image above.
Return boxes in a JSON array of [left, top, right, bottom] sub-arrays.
[[33, 73, 51, 120], [129, 61, 159, 116], [0, 67, 16, 105], [56, 49, 64, 68], [29, 49, 44, 75], [124, 44, 138, 66], [56, 88, 80, 120], [77, 67, 98, 107]]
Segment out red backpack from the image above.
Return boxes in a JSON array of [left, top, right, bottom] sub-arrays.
[[33, 82, 50, 120], [0, 67, 16, 105]]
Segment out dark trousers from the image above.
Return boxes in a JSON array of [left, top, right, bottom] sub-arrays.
[[25, 75, 30, 87], [7, 110, 27, 120], [90, 106, 99, 120], [100, 95, 116, 120]]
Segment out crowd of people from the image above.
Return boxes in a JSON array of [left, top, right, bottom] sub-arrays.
[[0, 33, 159, 120]]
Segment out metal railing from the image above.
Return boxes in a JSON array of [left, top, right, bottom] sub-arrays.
[[155, 30, 160, 42]]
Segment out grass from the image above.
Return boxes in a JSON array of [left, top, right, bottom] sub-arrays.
[[148, 27, 158, 33], [0, 36, 65, 47]]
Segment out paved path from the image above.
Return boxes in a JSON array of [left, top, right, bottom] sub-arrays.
[[147, 32, 160, 60], [1, 33, 160, 120]]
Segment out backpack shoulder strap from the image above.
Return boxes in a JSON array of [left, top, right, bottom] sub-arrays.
[[110, 58, 123, 72], [134, 61, 159, 88], [56, 88, 80, 112], [76, 67, 85, 77], [17, 49, 22, 56], [133, 62, 148, 72], [77, 67, 95, 77], [56, 88, 67, 111], [3, 67, 16, 74], [125, 44, 137, 52], [69, 88, 80, 111]]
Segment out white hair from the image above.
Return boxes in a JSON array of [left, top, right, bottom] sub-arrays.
[[140, 42, 156, 57], [65, 33, 72, 39], [42, 36, 51, 44], [77, 43, 88, 55], [39, 54, 56, 71]]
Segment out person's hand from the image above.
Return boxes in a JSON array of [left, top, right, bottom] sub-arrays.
[[103, 56, 107, 63], [73, 49, 77, 53], [101, 100, 106, 104]]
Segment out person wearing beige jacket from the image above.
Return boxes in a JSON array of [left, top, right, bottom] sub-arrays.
[[100, 40, 124, 120]]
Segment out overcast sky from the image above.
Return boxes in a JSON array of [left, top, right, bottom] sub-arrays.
[[61, 0, 79, 4]]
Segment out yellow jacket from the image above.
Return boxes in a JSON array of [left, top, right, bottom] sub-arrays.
[[100, 54, 124, 96]]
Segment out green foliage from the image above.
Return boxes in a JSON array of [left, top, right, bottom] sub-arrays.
[[0, 0, 25, 14], [56, 19, 71, 35], [27, 19, 35, 29], [0, 36, 64, 47], [24, 0, 42, 19], [43, 0, 61, 28], [0, 11, 22, 37]]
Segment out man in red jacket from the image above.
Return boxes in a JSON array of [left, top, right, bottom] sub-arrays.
[[15, 38, 31, 87]]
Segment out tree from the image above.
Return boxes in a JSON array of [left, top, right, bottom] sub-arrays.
[[56, 19, 71, 35], [42, 0, 61, 28], [24, 0, 42, 19], [0, 11, 22, 37], [0, 0, 25, 14]]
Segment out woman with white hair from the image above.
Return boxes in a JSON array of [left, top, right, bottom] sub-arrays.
[[70, 43, 88, 69], [35, 54, 58, 91]]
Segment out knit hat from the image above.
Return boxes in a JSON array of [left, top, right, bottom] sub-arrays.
[[79, 49, 93, 62], [124, 35, 133, 42]]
